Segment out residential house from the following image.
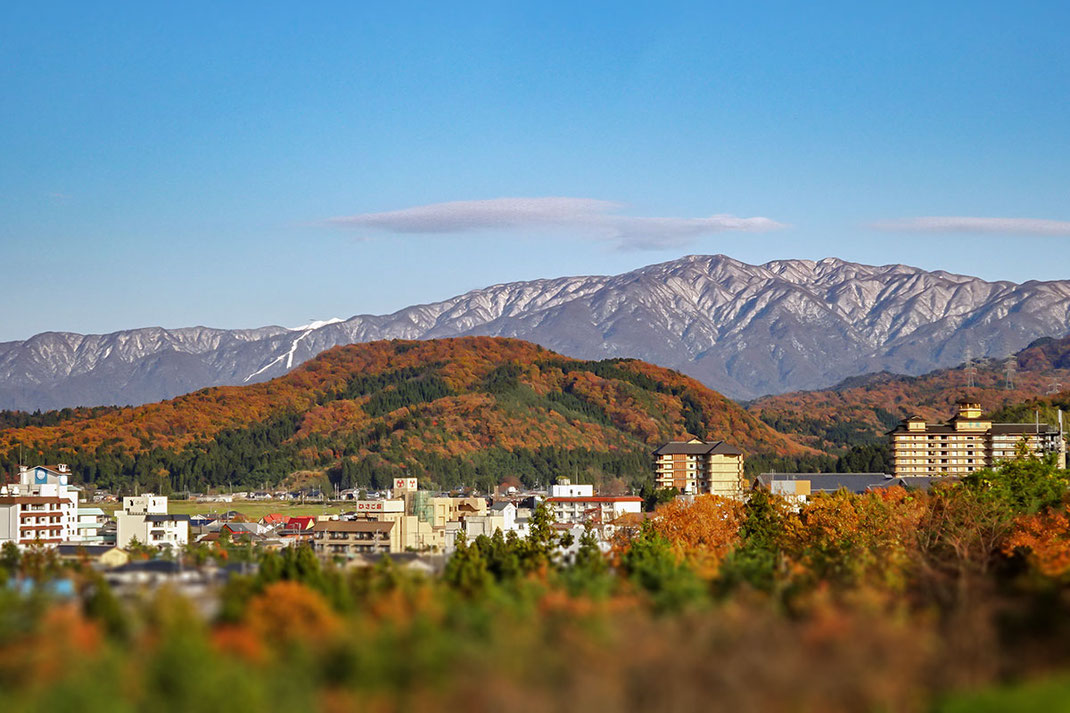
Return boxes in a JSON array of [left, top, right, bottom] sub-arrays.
[[55, 544, 129, 568]]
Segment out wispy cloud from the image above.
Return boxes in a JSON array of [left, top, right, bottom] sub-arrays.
[[323, 197, 785, 250], [873, 216, 1070, 236]]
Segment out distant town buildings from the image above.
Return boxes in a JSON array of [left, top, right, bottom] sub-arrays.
[[889, 401, 1066, 477], [652, 439, 745, 496]]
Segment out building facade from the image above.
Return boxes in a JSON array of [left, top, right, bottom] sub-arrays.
[[311, 520, 394, 559], [889, 401, 1066, 477], [0, 465, 80, 547], [116, 495, 190, 549], [544, 495, 643, 525], [549, 479, 594, 498], [652, 440, 745, 496], [75, 507, 109, 543]]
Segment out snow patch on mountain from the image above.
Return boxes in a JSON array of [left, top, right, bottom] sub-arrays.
[[288, 318, 344, 331]]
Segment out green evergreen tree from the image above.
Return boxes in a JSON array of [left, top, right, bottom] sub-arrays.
[[619, 521, 703, 612]]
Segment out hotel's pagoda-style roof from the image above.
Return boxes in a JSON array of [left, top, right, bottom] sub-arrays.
[[653, 439, 743, 456], [889, 419, 1059, 435], [888, 399, 1060, 436]]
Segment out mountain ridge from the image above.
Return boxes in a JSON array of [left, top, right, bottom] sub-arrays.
[[3, 254, 1069, 409]]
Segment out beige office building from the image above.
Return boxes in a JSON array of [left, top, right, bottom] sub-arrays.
[[889, 401, 1065, 477], [311, 520, 394, 559]]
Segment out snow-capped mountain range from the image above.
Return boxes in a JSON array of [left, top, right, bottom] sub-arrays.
[[3, 254, 1070, 410]]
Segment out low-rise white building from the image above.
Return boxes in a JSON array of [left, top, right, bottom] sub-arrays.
[[544, 495, 643, 525], [549, 479, 594, 498], [116, 495, 190, 550], [75, 507, 109, 543]]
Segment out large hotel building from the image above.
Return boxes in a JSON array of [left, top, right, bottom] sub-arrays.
[[889, 401, 1065, 477], [652, 439, 745, 497]]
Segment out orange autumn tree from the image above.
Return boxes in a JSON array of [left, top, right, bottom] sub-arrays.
[[786, 486, 926, 589], [651, 495, 745, 579], [243, 581, 341, 649], [1004, 503, 1070, 577]]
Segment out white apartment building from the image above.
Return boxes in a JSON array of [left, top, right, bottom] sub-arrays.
[[544, 495, 643, 525], [549, 479, 594, 498], [116, 495, 190, 549], [75, 507, 109, 543], [543, 477, 642, 525], [0, 465, 80, 547]]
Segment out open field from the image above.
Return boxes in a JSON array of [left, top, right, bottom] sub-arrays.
[[92, 500, 349, 519]]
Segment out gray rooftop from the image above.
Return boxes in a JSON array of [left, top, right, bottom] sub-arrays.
[[755, 472, 953, 494], [653, 440, 743, 456], [145, 513, 191, 523]]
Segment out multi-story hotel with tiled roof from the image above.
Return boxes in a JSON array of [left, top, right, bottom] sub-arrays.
[[652, 439, 745, 497], [889, 401, 1065, 477]]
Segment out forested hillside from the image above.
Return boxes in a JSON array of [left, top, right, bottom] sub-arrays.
[[748, 336, 1070, 453], [0, 338, 813, 494]]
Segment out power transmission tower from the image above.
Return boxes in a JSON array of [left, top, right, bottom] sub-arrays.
[[963, 346, 977, 389], [1004, 358, 1017, 391]]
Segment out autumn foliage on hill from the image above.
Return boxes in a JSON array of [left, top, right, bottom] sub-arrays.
[[748, 335, 1070, 451], [0, 337, 812, 491]]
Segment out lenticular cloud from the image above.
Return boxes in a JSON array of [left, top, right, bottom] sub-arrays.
[[324, 197, 785, 250]]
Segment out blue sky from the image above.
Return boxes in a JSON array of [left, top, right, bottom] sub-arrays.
[[2, 1, 1069, 341]]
